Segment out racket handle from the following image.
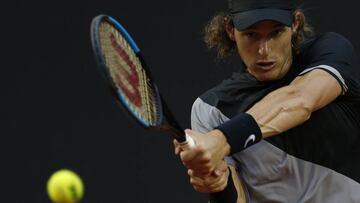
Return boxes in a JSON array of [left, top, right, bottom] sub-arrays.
[[179, 133, 196, 149]]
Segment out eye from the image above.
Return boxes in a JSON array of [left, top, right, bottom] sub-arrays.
[[242, 32, 258, 39], [270, 28, 285, 38]]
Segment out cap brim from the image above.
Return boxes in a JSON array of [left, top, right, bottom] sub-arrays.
[[232, 8, 293, 31]]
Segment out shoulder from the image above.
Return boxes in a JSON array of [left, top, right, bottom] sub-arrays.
[[189, 76, 233, 132], [197, 72, 244, 108], [297, 31, 358, 69], [190, 73, 248, 132], [306, 32, 351, 43], [317, 32, 350, 41], [193, 71, 280, 119], [298, 32, 360, 98], [302, 32, 356, 54], [317, 32, 354, 48], [197, 71, 260, 110]]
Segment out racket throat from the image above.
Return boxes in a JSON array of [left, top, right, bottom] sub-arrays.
[[158, 126, 186, 143]]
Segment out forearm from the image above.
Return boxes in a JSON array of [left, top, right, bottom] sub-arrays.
[[246, 85, 312, 138], [247, 69, 342, 138], [217, 69, 342, 153], [215, 85, 311, 153]]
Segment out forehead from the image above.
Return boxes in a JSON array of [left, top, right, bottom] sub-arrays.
[[243, 20, 287, 31]]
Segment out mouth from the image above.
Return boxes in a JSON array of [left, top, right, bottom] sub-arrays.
[[255, 61, 276, 71]]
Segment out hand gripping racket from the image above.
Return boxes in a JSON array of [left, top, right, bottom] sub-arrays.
[[90, 14, 195, 149]]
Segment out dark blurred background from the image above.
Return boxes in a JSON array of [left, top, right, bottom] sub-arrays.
[[2, 0, 360, 202]]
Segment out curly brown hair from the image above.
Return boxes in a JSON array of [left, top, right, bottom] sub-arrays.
[[203, 9, 314, 59]]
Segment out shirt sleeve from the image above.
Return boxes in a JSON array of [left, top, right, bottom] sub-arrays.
[[191, 98, 212, 133], [299, 32, 360, 98], [190, 97, 238, 166], [190, 97, 230, 133]]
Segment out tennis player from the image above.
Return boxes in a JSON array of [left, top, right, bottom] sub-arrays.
[[176, 0, 360, 202]]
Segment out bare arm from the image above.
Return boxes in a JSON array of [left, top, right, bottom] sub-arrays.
[[247, 69, 342, 138], [180, 69, 342, 174]]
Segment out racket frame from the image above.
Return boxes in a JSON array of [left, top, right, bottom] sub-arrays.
[[90, 14, 187, 143]]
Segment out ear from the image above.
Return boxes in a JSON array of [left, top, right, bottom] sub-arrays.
[[224, 16, 236, 41], [292, 11, 301, 33]]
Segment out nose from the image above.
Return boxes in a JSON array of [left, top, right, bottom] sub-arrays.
[[258, 39, 271, 56]]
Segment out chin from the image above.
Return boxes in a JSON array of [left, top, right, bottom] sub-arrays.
[[252, 68, 287, 81], [255, 76, 273, 81], [256, 73, 284, 81]]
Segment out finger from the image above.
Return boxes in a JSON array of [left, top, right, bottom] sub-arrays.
[[190, 171, 229, 193], [180, 148, 205, 169], [188, 169, 211, 180], [191, 176, 221, 193], [191, 172, 222, 187], [190, 170, 214, 179], [192, 185, 207, 193], [191, 169, 212, 178], [212, 175, 228, 192], [175, 146, 181, 155], [207, 168, 230, 192], [186, 157, 216, 176], [179, 149, 195, 162], [213, 161, 228, 177], [190, 177, 216, 193], [213, 169, 221, 177], [184, 129, 194, 137], [190, 176, 205, 189], [173, 139, 181, 155], [193, 185, 211, 193], [192, 161, 221, 177], [187, 169, 194, 177]]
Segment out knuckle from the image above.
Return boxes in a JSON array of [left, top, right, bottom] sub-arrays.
[[204, 163, 213, 172], [179, 151, 186, 160], [203, 178, 213, 186], [193, 186, 203, 193], [197, 145, 206, 153], [182, 161, 189, 168], [212, 187, 224, 193], [201, 153, 212, 162], [194, 185, 208, 193], [219, 182, 227, 191]]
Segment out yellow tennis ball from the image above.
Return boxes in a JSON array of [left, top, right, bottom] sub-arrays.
[[47, 169, 84, 203]]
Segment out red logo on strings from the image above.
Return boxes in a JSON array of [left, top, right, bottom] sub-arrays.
[[110, 33, 142, 107]]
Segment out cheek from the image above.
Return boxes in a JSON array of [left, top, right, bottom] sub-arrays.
[[236, 42, 258, 66], [278, 34, 293, 54], [279, 40, 292, 55], [275, 36, 293, 75]]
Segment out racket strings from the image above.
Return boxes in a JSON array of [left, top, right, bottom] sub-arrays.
[[99, 22, 158, 126]]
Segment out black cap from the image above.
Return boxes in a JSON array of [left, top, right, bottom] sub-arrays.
[[229, 0, 297, 30]]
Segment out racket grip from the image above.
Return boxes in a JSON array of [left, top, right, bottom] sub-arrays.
[[179, 133, 195, 149]]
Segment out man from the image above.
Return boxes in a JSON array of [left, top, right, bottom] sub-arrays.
[[175, 0, 360, 202]]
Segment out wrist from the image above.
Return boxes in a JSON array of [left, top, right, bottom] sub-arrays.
[[216, 112, 262, 154], [211, 129, 231, 156]]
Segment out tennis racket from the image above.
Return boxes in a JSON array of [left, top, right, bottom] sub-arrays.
[[90, 14, 195, 148]]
